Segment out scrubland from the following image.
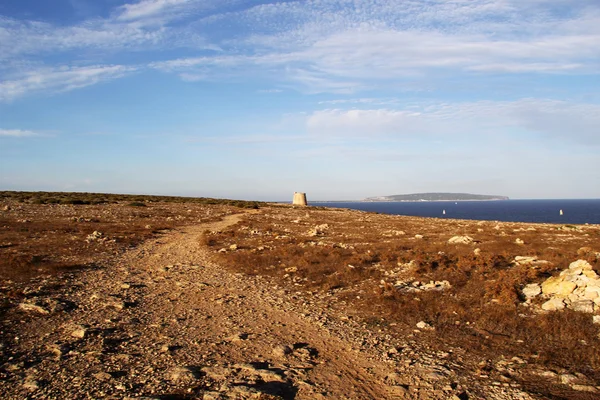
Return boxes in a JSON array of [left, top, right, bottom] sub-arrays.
[[1, 191, 599, 399]]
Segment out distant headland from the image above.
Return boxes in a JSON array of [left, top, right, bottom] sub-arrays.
[[363, 192, 509, 202]]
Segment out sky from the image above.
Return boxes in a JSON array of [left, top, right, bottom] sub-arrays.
[[1, 0, 599, 201]]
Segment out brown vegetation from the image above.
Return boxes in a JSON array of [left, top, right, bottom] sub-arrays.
[[204, 204, 600, 397]]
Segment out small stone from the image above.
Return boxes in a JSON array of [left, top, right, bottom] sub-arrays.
[[593, 315, 600, 324], [515, 238, 525, 245], [229, 244, 238, 250], [273, 345, 292, 357], [571, 384, 598, 392], [93, 372, 112, 381], [414, 234, 424, 239], [522, 283, 541, 299], [570, 300, 594, 313], [448, 236, 474, 245], [416, 321, 434, 330], [541, 298, 565, 311], [559, 374, 578, 384], [71, 327, 87, 338], [23, 379, 39, 390], [167, 366, 198, 383], [18, 303, 50, 315]]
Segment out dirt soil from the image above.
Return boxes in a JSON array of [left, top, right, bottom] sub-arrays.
[[1, 199, 599, 399]]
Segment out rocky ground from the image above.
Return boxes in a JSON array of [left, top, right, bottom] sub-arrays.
[[1, 198, 599, 399]]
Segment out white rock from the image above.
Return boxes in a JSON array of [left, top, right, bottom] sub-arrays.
[[515, 238, 525, 245], [570, 300, 594, 313], [522, 283, 541, 299], [541, 298, 565, 311], [18, 303, 49, 315], [416, 321, 434, 330], [569, 259, 593, 271], [448, 236, 474, 245]]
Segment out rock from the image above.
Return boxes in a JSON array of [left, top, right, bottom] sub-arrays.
[[515, 238, 525, 245], [273, 344, 292, 357], [167, 366, 198, 383], [23, 378, 39, 390], [71, 326, 87, 338], [541, 298, 565, 311], [559, 374, 578, 384], [2, 205, 10, 211], [308, 224, 329, 236], [414, 234, 424, 239], [571, 385, 598, 393], [229, 244, 238, 251], [541, 277, 576, 296], [473, 248, 481, 256], [86, 231, 103, 242], [448, 236, 474, 245], [416, 321, 434, 330], [18, 303, 50, 315], [522, 283, 541, 299], [593, 315, 600, 324], [569, 259, 594, 271], [93, 372, 112, 381], [571, 300, 594, 313]]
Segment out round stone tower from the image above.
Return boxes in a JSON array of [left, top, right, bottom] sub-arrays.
[[292, 192, 307, 206]]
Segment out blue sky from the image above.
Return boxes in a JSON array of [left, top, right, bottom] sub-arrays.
[[1, 0, 599, 201]]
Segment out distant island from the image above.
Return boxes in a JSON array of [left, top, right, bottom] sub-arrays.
[[363, 192, 509, 202]]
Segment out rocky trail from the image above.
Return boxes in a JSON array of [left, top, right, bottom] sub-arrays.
[[1, 211, 538, 399]]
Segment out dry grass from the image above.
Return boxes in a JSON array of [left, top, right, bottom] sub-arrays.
[[0, 191, 258, 283], [204, 205, 600, 395]]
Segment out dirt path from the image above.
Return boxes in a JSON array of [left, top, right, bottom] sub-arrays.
[[1, 211, 535, 399]]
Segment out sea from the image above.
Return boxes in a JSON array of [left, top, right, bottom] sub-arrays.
[[309, 199, 600, 225]]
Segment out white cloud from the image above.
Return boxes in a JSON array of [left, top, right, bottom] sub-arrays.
[[0, 65, 137, 102], [305, 99, 600, 145], [116, 0, 196, 21], [0, 129, 40, 137]]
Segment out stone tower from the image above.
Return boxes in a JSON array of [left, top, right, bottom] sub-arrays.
[[292, 192, 307, 206]]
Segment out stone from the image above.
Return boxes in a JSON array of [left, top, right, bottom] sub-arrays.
[[569, 259, 594, 271], [570, 300, 594, 313], [522, 283, 541, 299], [592, 315, 600, 324], [93, 372, 112, 381], [416, 321, 434, 330], [71, 326, 87, 338], [18, 303, 50, 315], [541, 277, 576, 296], [273, 345, 292, 357], [515, 238, 524, 245], [23, 379, 39, 390], [514, 256, 537, 264], [448, 236, 474, 245], [571, 385, 598, 393], [473, 248, 481, 256], [541, 298, 565, 311], [167, 366, 198, 383], [559, 374, 578, 384], [229, 244, 238, 250]]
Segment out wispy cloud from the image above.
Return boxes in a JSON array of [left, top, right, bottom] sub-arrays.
[[0, 64, 137, 102], [115, 0, 196, 22], [2, 0, 599, 97], [305, 99, 600, 145], [0, 129, 42, 137]]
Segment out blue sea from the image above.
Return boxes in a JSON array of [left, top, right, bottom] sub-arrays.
[[309, 199, 600, 225]]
